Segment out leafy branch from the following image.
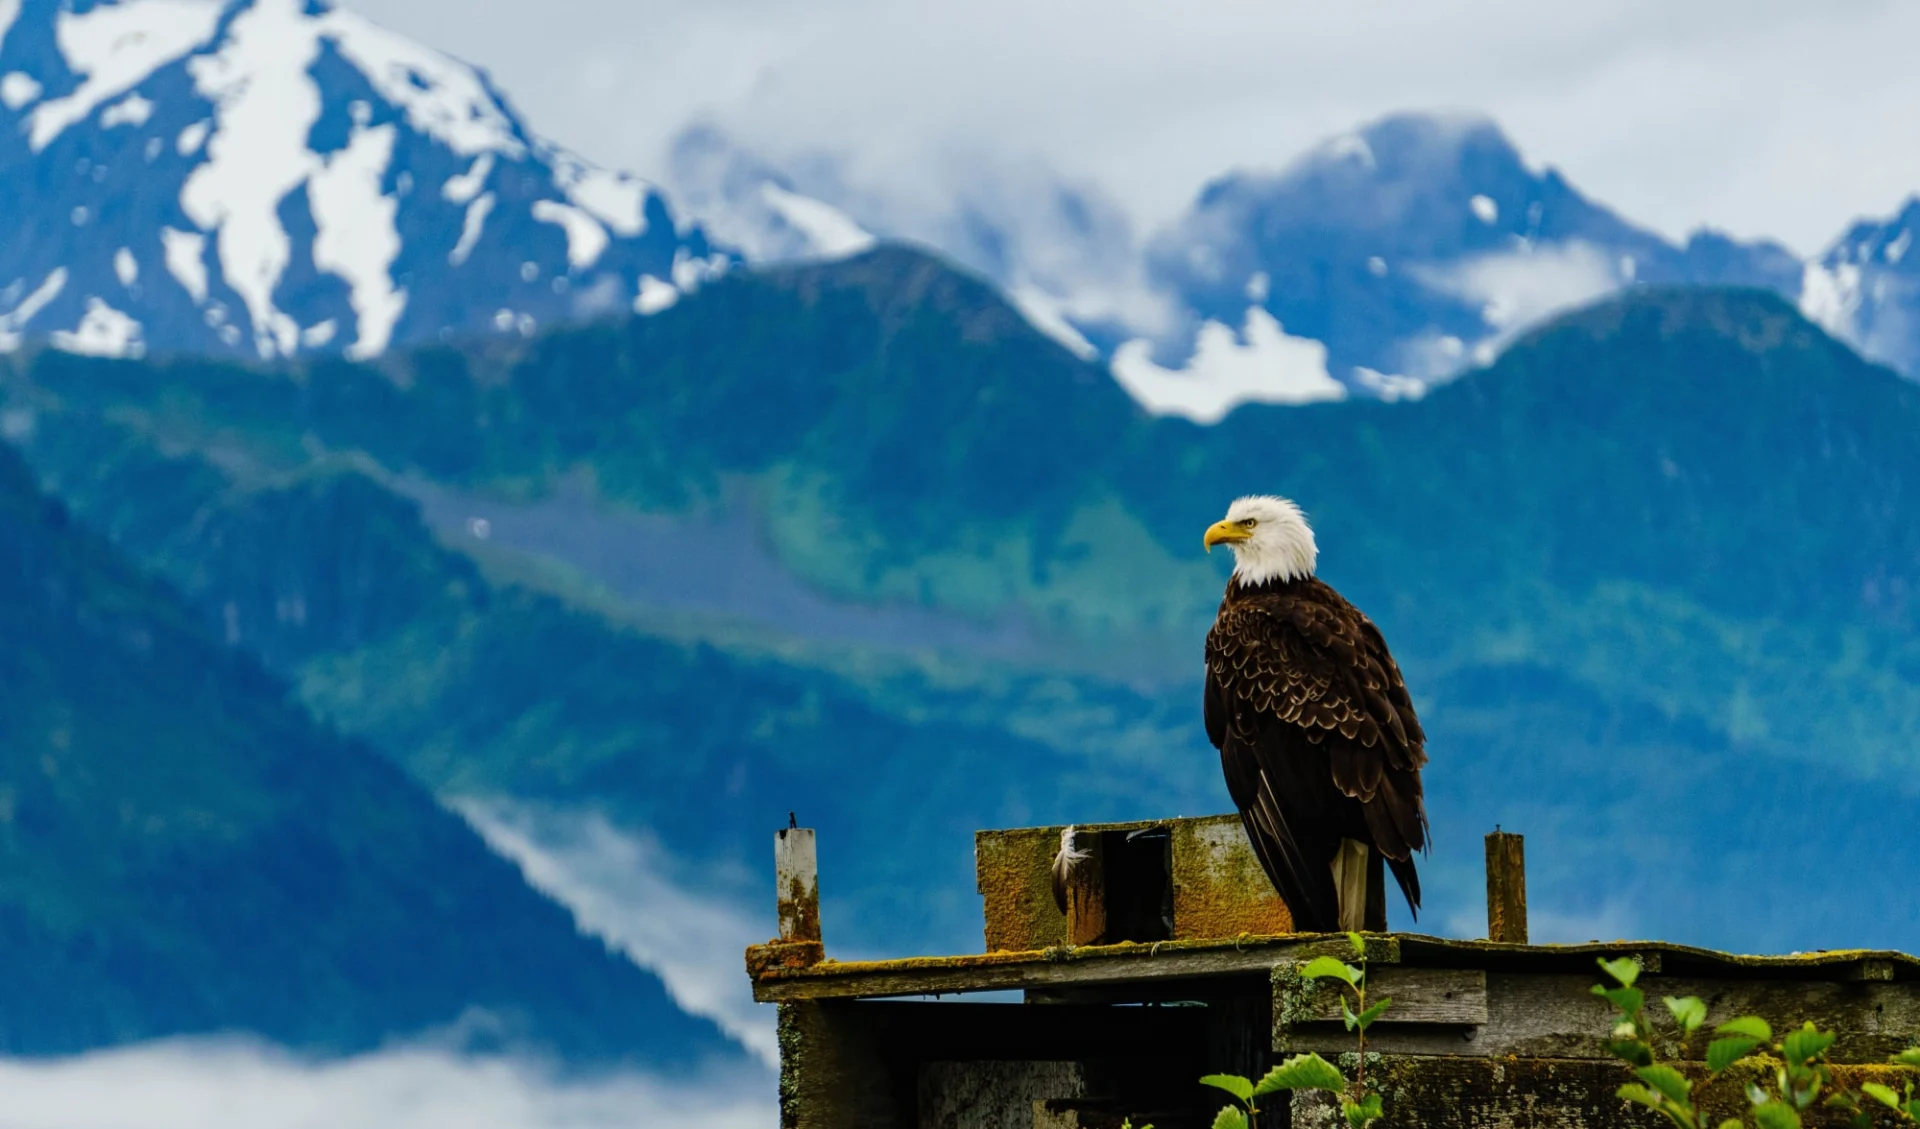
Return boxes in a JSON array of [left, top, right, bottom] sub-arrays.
[[1201, 933, 1390, 1129], [1594, 956, 1920, 1129]]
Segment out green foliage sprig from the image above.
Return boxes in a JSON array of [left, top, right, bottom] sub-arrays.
[[1594, 956, 1920, 1129], [1198, 932, 1390, 1129]]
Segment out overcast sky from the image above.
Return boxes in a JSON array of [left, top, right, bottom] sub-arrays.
[[339, 0, 1920, 256]]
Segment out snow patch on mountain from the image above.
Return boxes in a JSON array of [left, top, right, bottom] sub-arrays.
[[181, 0, 323, 357], [634, 275, 677, 315], [309, 121, 405, 358], [321, 7, 521, 157], [0, 269, 68, 351], [1800, 260, 1862, 341], [28, 0, 222, 151], [160, 228, 209, 303], [1007, 284, 1097, 361], [100, 91, 152, 127], [531, 200, 609, 270], [50, 297, 144, 357], [757, 183, 874, 260], [1111, 307, 1346, 424], [1, 69, 38, 108]]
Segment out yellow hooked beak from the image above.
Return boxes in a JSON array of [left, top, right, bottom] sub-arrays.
[[1203, 519, 1252, 552]]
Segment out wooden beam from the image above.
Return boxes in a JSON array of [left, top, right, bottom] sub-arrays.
[[778, 826, 821, 944], [1485, 831, 1527, 944], [1285, 967, 1489, 1026], [753, 935, 1393, 1003]]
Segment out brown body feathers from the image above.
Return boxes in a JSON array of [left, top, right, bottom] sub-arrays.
[[1204, 574, 1430, 933]]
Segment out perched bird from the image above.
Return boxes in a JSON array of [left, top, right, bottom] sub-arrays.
[[1202, 495, 1429, 933]]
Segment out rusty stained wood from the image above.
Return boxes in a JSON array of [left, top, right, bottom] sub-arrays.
[[777, 826, 821, 944], [1285, 967, 1488, 1026], [976, 815, 1289, 953], [1059, 828, 1107, 947], [1276, 970, 1920, 1063], [1484, 830, 1527, 944]]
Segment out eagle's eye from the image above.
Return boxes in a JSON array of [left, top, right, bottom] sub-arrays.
[[1242, 518, 1259, 529]]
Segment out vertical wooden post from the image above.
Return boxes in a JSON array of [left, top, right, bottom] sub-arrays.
[[1485, 830, 1527, 944], [777, 826, 821, 944]]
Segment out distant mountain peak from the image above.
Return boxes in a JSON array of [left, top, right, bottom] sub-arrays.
[[0, 0, 730, 361]]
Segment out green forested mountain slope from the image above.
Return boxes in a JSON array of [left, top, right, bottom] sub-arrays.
[[0, 439, 738, 1063], [4, 249, 1918, 960]]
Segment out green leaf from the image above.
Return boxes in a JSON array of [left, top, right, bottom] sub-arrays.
[[1341, 996, 1359, 1032], [1716, 1016, 1773, 1041], [1665, 996, 1708, 1034], [1598, 956, 1642, 987], [1343, 1092, 1384, 1128], [1347, 931, 1367, 958], [1716, 1122, 1744, 1129], [1355, 997, 1392, 1032], [1752, 1100, 1802, 1129], [1891, 1047, 1920, 1067], [1252, 1054, 1348, 1095], [1636, 1064, 1695, 1106], [1595, 986, 1646, 1015], [1617, 1083, 1666, 1111], [1707, 1035, 1763, 1074], [1605, 1039, 1656, 1067], [1301, 956, 1361, 986], [1210, 1108, 1248, 1129], [1862, 1083, 1903, 1110], [1782, 1024, 1835, 1067], [1199, 1074, 1255, 1103]]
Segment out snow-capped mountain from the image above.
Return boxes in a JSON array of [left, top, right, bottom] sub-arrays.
[[6, 0, 1918, 427], [665, 114, 1827, 423], [1804, 201, 1920, 376], [1134, 114, 1807, 409], [666, 125, 1177, 367], [0, 0, 729, 361]]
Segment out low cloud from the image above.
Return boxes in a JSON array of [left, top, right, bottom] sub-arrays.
[[454, 799, 778, 1066], [0, 1040, 773, 1129], [346, 0, 1920, 256]]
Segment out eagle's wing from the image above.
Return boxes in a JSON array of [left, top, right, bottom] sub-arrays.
[[1205, 589, 1429, 928]]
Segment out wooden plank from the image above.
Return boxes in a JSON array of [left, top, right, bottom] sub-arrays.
[[750, 930, 1920, 1007], [753, 935, 1395, 1003], [1278, 971, 1920, 1063], [1484, 831, 1527, 944], [777, 827, 821, 944], [1282, 968, 1488, 1027]]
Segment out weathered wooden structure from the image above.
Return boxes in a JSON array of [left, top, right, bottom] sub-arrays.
[[745, 816, 1920, 1128]]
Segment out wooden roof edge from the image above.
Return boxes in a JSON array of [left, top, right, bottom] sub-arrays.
[[747, 931, 1920, 1003]]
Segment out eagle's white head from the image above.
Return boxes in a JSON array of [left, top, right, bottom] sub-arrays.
[[1203, 495, 1318, 586]]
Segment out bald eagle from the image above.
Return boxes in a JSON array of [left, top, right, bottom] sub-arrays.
[[1202, 495, 1429, 934]]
